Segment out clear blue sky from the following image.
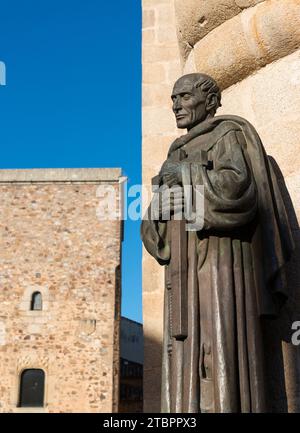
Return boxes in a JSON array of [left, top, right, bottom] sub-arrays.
[[0, 1, 142, 322]]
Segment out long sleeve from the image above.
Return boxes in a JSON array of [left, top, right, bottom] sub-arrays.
[[190, 128, 258, 231], [141, 206, 170, 265], [141, 127, 258, 264]]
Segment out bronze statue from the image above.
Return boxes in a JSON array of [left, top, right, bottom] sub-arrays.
[[141, 73, 295, 412]]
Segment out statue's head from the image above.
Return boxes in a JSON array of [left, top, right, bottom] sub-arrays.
[[171, 73, 222, 130]]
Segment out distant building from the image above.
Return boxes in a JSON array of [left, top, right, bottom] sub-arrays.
[[119, 317, 143, 413], [0, 168, 123, 412]]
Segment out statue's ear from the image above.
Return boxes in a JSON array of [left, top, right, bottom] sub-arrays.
[[206, 93, 217, 112]]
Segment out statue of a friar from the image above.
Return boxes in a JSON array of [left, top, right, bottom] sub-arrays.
[[141, 73, 295, 413]]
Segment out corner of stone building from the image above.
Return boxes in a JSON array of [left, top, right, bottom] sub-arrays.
[[112, 264, 121, 413]]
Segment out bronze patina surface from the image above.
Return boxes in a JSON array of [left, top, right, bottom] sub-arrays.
[[141, 73, 295, 413]]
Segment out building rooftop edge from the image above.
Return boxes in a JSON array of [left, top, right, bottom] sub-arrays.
[[0, 168, 123, 182], [121, 316, 143, 327]]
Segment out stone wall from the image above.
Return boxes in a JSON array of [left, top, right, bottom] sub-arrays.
[[0, 168, 123, 413], [142, 0, 300, 412], [142, 0, 181, 413]]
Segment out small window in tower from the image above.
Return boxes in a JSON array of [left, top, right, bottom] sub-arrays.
[[18, 369, 45, 407], [31, 292, 42, 311]]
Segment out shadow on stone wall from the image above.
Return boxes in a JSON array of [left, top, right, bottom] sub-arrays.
[[143, 334, 162, 413], [262, 156, 300, 413]]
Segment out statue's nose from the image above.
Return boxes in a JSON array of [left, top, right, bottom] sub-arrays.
[[173, 97, 182, 112]]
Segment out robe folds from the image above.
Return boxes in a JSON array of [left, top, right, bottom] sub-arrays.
[[141, 115, 295, 413]]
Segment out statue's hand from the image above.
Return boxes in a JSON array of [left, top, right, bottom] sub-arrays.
[[160, 185, 184, 220], [159, 161, 182, 187]]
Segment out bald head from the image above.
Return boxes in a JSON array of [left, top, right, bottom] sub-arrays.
[[171, 73, 222, 130]]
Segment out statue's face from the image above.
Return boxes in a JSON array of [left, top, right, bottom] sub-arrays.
[[171, 77, 208, 130]]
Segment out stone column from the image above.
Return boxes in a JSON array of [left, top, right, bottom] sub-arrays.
[[142, 0, 182, 413]]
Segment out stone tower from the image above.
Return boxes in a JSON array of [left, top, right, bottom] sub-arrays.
[[142, 0, 300, 412], [0, 168, 123, 412]]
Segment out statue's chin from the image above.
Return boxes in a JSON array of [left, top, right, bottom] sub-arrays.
[[176, 120, 189, 129]]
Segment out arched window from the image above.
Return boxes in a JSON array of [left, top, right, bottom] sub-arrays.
[[31, 292, 42, 311], [19, 369, 45, 407]]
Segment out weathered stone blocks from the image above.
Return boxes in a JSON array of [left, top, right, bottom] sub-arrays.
[[183, 0, 300, 89], [0, 169, 122, 413]]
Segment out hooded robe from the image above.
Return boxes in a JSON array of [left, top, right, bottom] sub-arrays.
[[141, 115, 295, 413]]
